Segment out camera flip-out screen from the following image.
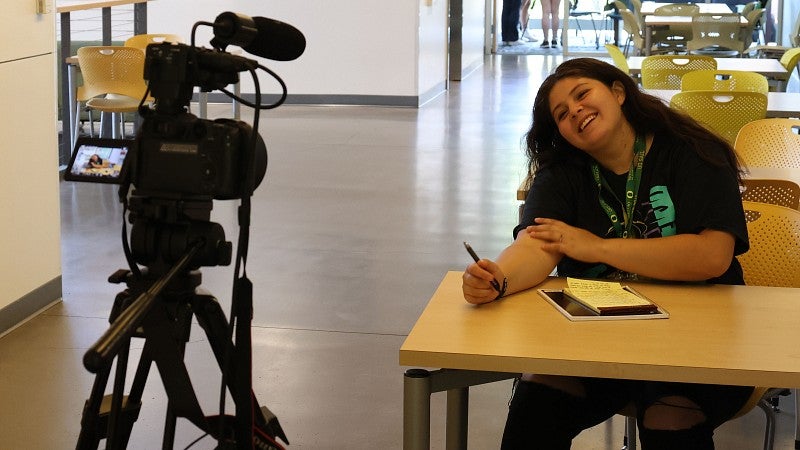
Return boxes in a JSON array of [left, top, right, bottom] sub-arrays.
[[65, 137, 133, 184]]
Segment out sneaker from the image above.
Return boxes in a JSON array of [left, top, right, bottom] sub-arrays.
[[505, 40, 524, 46], [551, 39, 558, 47], [540, 41, 550, 48], [521, 30, 537, 42]]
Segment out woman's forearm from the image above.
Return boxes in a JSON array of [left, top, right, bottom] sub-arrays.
[[595, 229, 735, 281]]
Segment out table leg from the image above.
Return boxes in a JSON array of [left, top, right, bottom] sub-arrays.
[[446, 388, 468, 450], [403, 369, 518, 450], [645, 25, 652, 56], [404, 369, 432, 450]]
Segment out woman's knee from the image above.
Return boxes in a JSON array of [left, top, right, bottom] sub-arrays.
[[641, 395, 707, 430]]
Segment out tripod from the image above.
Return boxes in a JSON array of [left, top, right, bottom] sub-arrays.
[[75, 246, 287, 450]]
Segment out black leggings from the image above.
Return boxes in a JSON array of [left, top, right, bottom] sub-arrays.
[[501, 377, 753, 450]]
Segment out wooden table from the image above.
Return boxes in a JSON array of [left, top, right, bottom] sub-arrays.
[[400, 272, 800, 449], [57, 0, 148, 162], [628, 56, 789, 78], [646, 89, 800, 118]]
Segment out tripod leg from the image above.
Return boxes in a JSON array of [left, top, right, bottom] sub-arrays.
[[76, 362, 114, 449]]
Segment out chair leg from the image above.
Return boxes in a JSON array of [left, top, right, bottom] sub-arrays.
[[794, 389, 800, 450], [623, 415, 637, 450], [757, 397, 777, 450]]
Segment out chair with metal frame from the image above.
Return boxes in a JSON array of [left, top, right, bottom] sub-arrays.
[[734, 118, 800, 168], [669, 90, 767, 144], [617, 7, 646, 56], [568, 0, 602, 49], [680, 69, 768, 94], [639, 54, 716, 89], [687, 13, 748, 57], [74, 46, 151, 148], [740, 179, 800, 211], [649, 3, 699, 54], [605, 43, 631, 74], [123, 33, 183, 51]]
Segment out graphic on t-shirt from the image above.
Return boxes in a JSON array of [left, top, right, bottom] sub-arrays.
[[585, 185, 676, 279], [644, 185, 676, 237]]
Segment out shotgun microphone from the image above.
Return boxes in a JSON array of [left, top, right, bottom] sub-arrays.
[[212, 12, 306, 61]]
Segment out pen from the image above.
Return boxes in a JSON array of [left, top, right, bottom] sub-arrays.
[[463, 241, 502, 292]]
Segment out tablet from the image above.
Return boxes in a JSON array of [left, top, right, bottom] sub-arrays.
[[537, 288, 669, 321], [64, 137, 134, 184]]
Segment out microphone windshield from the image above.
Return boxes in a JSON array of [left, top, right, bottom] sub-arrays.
[[243, 16, 306, 61]]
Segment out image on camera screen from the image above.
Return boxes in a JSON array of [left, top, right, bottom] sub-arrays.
[[65, 138, 134, 184]]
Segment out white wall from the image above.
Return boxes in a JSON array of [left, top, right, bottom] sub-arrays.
[[462, 0, 488, 73], [147, 0, 451, 106], [0, 1, 61, 315]]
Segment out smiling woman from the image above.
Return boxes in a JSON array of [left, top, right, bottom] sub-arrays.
[[460, 58, 754, 449]]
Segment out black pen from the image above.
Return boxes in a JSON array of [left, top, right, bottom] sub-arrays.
[[463, 241, 502, 292]]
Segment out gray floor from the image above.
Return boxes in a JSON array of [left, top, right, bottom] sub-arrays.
[[1, 54, 798, 449]]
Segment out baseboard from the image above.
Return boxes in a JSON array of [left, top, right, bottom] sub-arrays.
[[0, 276, 62, 338], [194, 92, 422, 108]]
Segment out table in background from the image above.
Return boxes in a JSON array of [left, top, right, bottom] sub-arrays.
[[628, 55, 788, 78], [646, 89, 800, 118], [57, 0, 148, 164], [400, 272, 800, 450]]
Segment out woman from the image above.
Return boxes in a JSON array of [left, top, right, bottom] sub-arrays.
[[539, 0, 562, 47], [462, 58, 753, 449]]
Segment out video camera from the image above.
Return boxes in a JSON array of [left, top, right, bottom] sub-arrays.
[[70, 11, 304, 450]]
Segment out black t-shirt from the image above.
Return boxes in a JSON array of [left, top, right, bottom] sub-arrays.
[[515, 133, 748, 285]]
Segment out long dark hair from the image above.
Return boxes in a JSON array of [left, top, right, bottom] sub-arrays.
[[526, 58, 743, 183]]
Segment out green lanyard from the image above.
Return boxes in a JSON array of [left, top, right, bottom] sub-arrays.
[[591, 134, 646, 239]]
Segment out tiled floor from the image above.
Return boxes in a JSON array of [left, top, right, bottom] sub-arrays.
[[1, 54, 798, 449]]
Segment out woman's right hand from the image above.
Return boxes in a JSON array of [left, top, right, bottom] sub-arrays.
[[462, 259, 505, 305]]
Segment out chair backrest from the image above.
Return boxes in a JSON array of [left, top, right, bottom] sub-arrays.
[[640, 55, 717, 89], [124, 33, 183, 51], [741, 179, 800, 210], [619, 9, 645, 55], [739, 200, 800, 287], [669, 90, 767, 144], [778, 47, 800, 80], [740, 1, 758, 16], [734, 118, 800, 168], [653, 3, 700, 16], [680, 69, 768, 94], [604, 44, 630, 73], [76, 46, 149, 101], [741, 9, 765, 51], [687, 13, 746, 54]]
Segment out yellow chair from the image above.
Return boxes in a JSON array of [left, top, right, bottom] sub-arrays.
[[604, 44, 630, 74], [669, 90, 767, 144], [75, 46, 151, 146], [640, 54, 717, 89], [124, 33, 183, 52], [734, 118, 800, 168], [770, 47, 800, 92], [618, 8, 646, 56], [687, 13, 748, 57], [741, 9, 765, 55], [650, 3, 699, 53], [741, 179, 800, 210], [740, 200, 800, 287], [680, 69, 768, 94]]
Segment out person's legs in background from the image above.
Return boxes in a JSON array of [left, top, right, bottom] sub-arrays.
[[501, 0, 524, 44], [520, 0, 537, 42], [540, 0, 562, 47]]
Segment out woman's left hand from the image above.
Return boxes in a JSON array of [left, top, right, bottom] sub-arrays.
[[525, 217, 603, 263]]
